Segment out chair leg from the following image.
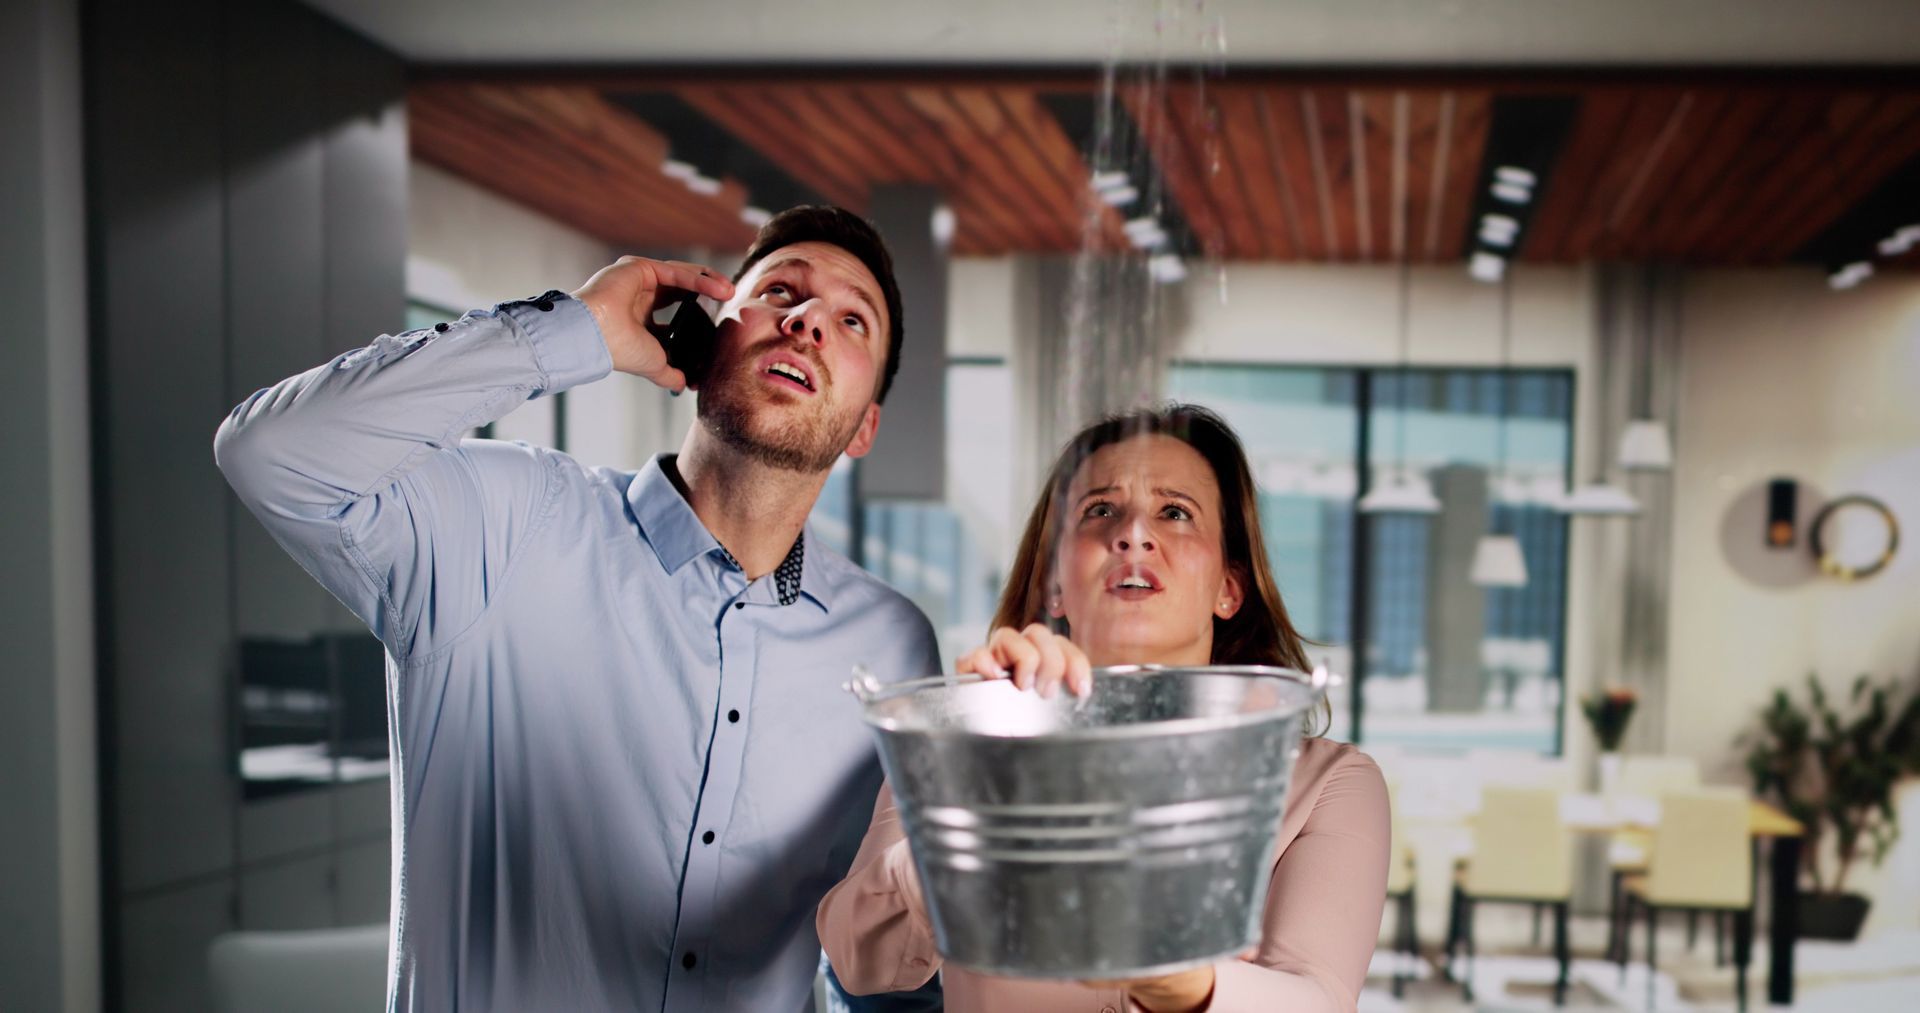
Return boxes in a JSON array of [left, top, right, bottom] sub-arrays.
[[1646, 902, 1660, 1010], [1443, 884, 1463, 981], [1392, 892, 1412, 998], [1405, 886, 1420, 977], [1607, 869, 1626, 962], [1732, 907, 1755, 1013], [1715, 910, 1727, 967], [1462, 896, 1477, 1002], [1687, 909, 1699, 951], [1617, 893, 1633, 984], [1553, 900, 1571, 1007], [1533, 901, 1545, 946]]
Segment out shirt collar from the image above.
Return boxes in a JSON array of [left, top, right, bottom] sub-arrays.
[[627, 454, 832, 612]]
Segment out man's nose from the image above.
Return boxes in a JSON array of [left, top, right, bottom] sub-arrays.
[[782, 299, 826, 344]]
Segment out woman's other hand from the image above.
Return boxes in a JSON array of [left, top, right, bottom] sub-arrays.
[[1084, 964, 1216, 1012], [954, 624, 1093, 698]]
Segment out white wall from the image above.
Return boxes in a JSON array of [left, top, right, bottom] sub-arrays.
[[1666, 268, 1920, 931], [408, 160, 685, 469], [1181, 262, 1592, 368]]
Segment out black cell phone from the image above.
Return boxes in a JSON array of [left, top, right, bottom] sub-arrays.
[[663, 292, 717, 386]]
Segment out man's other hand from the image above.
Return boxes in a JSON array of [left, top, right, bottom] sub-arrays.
[[571, 256, 735, 392]]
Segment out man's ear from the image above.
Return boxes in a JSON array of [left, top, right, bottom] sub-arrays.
[[844, 402, 883, 459]]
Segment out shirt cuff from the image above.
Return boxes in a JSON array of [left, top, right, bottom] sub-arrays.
[[498, 291, 613, 394], [882, 840, 941, 982]]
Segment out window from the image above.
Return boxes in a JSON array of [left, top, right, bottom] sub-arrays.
[[809, 359, 1015, 668], [1171, 363, 1575, 754]]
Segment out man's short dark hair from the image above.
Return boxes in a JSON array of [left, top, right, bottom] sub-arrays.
[[732, 205, 905, 404]]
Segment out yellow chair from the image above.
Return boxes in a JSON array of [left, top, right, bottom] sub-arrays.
[[1445, 787, 1573, 1005], [1604, 756, 1701, 962], [1382, 779, 1419, 997], [1618, 787, 1756, 1010]]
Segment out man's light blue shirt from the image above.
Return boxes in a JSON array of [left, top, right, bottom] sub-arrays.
[[215, 292, 941, 1011]]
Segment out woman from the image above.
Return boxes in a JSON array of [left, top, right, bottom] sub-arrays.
[[818, 404, 1390, 1012]]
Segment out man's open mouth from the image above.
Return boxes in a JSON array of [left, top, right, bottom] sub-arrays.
[[764, 359, 815, 392]]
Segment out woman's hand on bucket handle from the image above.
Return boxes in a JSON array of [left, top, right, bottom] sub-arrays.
[[1084, 964, 1216, 1012], [955, 624, 1093, 698]]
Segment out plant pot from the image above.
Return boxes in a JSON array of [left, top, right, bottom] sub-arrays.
[[1597, 752, 1622, 794], [1799, 891, 1872, 941]]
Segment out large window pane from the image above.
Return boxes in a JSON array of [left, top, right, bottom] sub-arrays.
[[1168, 365, 1360, 741], [1361, 369, 1573, 754], [840, 361, 1015, 669]]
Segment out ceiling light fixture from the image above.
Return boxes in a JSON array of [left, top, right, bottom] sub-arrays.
[[739, 206, 773, 228], [1491, 180, 1532, 205], [1147, 253, 1187, 284], [1479, 213, 1520, 247], [930, 204, 956, 249], [1617, 266, 1674, 471], [1494, 165, 1538, 188], [1360, 261, 1442, 515], [661, 159, 698, 181], [1470, 252, 1507, 284], [1471, 272, 1528, 588], [1828, 261, 1873, 290]]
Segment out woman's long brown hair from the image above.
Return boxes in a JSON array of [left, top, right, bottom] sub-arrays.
[[993, 405, 1324, 733]]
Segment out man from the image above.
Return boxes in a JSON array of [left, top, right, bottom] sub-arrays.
[[216, 206, 940, 1011]]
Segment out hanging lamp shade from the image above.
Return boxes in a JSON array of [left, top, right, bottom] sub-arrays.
[[1617, 418, 1673, 470], [1358, 469, 1442, 514], [1557, 482, 1641, 515], [1469, 534, 1529, 587]]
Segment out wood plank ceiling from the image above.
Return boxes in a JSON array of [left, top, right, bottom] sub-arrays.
[[409, 74, 1920, 267]]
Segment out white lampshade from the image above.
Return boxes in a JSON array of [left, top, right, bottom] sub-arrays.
[[1617, 419, 1673, 470], [1469, 534, 1529, 587], [1358, 471, 1442, 514], [1557, 482, 1642, 516]]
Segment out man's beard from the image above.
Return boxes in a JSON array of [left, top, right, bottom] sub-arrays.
[[697, 374, 860, 474]]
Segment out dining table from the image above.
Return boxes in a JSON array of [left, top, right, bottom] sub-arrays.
[[1557, 792, 1806, 1005]]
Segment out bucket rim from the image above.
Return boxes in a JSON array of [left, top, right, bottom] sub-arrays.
[[853, 664, 1327, 740]]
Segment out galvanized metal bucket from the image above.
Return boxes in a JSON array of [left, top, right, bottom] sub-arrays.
[[847, 664, 1328, 980]]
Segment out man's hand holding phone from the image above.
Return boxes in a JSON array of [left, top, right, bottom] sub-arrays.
[[571, 256, 733, 393]]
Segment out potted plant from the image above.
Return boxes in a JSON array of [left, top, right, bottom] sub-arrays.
[[1581, 686, 1638, 790], [1741, 674, 1920, 940]]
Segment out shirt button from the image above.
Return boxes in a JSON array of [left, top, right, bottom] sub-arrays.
[[682, 951, 697, 970], [727, 709, 740, 723], [534, 299, 555, 312], [433, 321, 449, 333], [703, 830, 715, 845], [734, 602, 745, 610]]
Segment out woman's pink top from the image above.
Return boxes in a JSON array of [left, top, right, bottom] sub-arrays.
[[817, 736, 1390, 1012]]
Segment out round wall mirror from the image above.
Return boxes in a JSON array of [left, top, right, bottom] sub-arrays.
[[1809, 495, 1900, 581]]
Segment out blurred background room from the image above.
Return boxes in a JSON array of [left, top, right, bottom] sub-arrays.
[[5, 0, 1920, 1010]]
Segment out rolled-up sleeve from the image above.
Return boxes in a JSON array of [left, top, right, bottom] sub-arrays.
[[817, 782, 943, 995]]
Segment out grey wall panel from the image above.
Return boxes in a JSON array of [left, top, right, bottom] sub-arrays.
[[238, 855, 335, 931], [239, 793, 333, 866], [91, 0, 238, 895], [88, 0, 409, 1001], [224, 0, 332, 643], [335, 778, 392, 840], [222, 0, 340, 871], [120, 879, 234, 1013], [319, 18, 407, 360], [857, 186, 948, 501], [1, 0, 99, 1008], [334, 839, 392, 927]]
